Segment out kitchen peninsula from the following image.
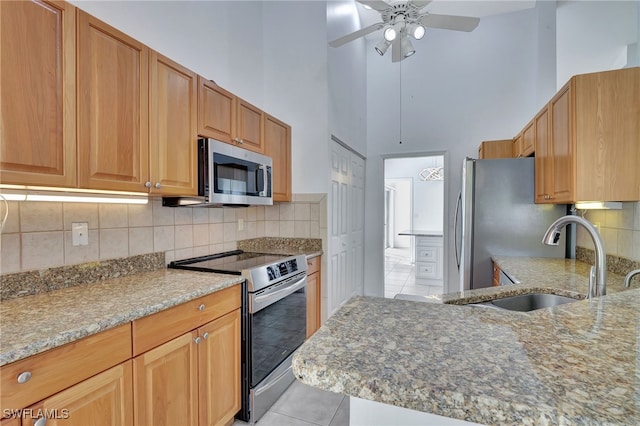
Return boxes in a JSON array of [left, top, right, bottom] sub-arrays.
[[292, 257, 640, 425]]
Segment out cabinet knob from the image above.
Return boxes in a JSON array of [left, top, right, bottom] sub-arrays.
[[238, 139, 244, 144], [202, 332, 209, 340], [194, 337, 202, 344], [34, 417, 47, 426], [145, 181, 152, 189], [154, 182, 161, 189], [17, 371, 32, 384], [198, 304, 205, 311]]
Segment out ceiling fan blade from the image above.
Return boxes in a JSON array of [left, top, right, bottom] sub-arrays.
[[356, 0, 391, 12], [391, 36, 402, 63], [408, 0, 432, 10], [420, 14, 480, 32], [329, 22, 385, 48]]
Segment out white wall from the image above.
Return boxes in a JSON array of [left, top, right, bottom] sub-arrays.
[[363, 6, 550, 296], [69, 0, 331, 194]]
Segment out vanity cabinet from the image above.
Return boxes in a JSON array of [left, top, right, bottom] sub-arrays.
[[132, 284, 241, 426], [0, 324, 132, 424], [198, 78, 264, 154], [535, 67, 640, 203], [264, 114, 292, 202], [415, 236, 443, 281], [306, 256, 322, 338], [0, 0, 77, 188], [149, 51, 198, 196]]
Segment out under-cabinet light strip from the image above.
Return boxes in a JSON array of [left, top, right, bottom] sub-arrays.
[[0, 185, 149, 204]]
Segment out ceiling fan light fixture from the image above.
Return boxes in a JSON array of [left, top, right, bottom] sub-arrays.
[[375, 38, 392, 56], [409, 23, 426, 40], [383, 27, 397, 42], [401, 35, 415, 58]]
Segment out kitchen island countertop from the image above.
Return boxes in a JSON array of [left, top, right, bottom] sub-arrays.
[[292, 257, 640, 425]]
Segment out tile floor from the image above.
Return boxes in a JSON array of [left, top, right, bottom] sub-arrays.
[[232, 380, 349, 426], [384, 247, 444, 299]]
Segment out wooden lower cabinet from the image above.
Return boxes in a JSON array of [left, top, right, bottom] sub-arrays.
[[198, 310, 241, 426], [134, 309, 241, 426], [306, 256, 322, 338], [24, 361, 133, 426]]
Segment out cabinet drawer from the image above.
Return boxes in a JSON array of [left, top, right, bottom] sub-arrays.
[[306, 256, 320, 275], [0, 323, 131, 411], [416, 248, 437, 261], [416, 236, 443, 247], [416, 262, 438, 279], [132, 284, 241, 356]]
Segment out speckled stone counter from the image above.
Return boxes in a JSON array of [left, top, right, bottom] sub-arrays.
[[237, 237, 322, 257], [293, 257, 640, 425], [0, 269, 243, 366]]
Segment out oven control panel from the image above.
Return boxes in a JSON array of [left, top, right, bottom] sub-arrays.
[[266, 259, 298, 280]]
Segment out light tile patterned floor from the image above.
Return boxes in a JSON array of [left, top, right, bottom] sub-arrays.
[[384, 247, 444, 299], [233, 381, 349, 426]]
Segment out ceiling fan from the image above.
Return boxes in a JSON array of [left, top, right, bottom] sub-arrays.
[[329, 0, 480, 62]]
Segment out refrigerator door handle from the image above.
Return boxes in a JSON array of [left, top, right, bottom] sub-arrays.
[[454, 191, 462, 269]]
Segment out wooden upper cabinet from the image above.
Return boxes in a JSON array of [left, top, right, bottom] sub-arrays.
[[0, 0, 77, 187], [534, 67, 640, 203], [24, 361, 133, 426], [477, 140, 513, 159], [198, 77, 236, 144], [235, 98, 264, 153], [512, 134, 523, 158], [264, 114, 292, 202], [77, 10, 149, 192], [521, 120, 535, 157], [534, 106, 550, 203], [149, 51, 197, 196]]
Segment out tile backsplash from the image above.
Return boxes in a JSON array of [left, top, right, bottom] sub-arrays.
[[576, 201, 640, 261], [0, 194, 327, 274]]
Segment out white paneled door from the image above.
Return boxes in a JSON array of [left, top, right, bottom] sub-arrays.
[[329, 140, 365, 317]]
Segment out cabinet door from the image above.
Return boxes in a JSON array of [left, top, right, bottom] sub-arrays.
[[236, 98, 264, 153], [521, 120, 535, 157], [134, 332, 198, 426], [264, 114, 292, 202], [198, 309, 241, 426], [149, 51, 197, 196], [0, 417, 20, 426], [77, 10, 149, 192], [534, 107, 550, 203], [198, 77, 235, 144], [24, 361, 133, 426], [549, 82, 574, 203], [306, 271, 320, 338], [0, 0, 76, 187]]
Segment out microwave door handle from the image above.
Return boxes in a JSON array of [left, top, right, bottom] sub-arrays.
[[259, 165, 268, 197]]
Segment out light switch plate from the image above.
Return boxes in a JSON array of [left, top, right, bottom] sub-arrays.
[[72, 222, 89, 246]]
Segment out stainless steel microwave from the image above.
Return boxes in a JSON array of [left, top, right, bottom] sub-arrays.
[[163, 138, 272, 207]]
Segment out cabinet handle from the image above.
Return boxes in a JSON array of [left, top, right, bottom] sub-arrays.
[[194, 337, 202, 344], [145, 181, 152, 189], [238, 139, 244, 144], [202, 332, 209, 340], [154, 182, 161, 189], [198, 304, 205, 311], [17, 371, 32, 384], [233, 137, 241, 144], [34, 417, 47, 426]]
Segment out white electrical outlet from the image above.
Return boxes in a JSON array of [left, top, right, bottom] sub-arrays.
[[72, 222, 89, 246], [238, 218, 244, 231]]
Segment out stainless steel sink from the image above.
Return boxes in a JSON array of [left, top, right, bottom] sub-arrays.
[[469, 293, 579, 312]]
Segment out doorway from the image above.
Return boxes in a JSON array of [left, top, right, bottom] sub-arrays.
[[383, 154, 445, 299]]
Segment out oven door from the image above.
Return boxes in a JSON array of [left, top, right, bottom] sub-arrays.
[[249, 273, 306, 388]]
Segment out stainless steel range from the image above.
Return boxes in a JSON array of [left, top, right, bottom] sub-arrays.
[[169, 250, 307, 424]]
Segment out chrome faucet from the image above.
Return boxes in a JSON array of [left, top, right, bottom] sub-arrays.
[[542, 215, 606, 298], [624, 269, 640, 287]]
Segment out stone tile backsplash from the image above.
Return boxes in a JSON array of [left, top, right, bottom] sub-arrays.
[[576, 201, 640, 262], [0, 194, 327, 275]]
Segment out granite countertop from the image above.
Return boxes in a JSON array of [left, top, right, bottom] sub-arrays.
[[293, 256, 640, 425], [0, 269, 243, 366]]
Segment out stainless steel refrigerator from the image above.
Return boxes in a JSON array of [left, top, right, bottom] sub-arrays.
[[455, 157, 568, 291]]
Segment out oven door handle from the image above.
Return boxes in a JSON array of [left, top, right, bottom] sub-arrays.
[[252, 275, 307, 312]]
